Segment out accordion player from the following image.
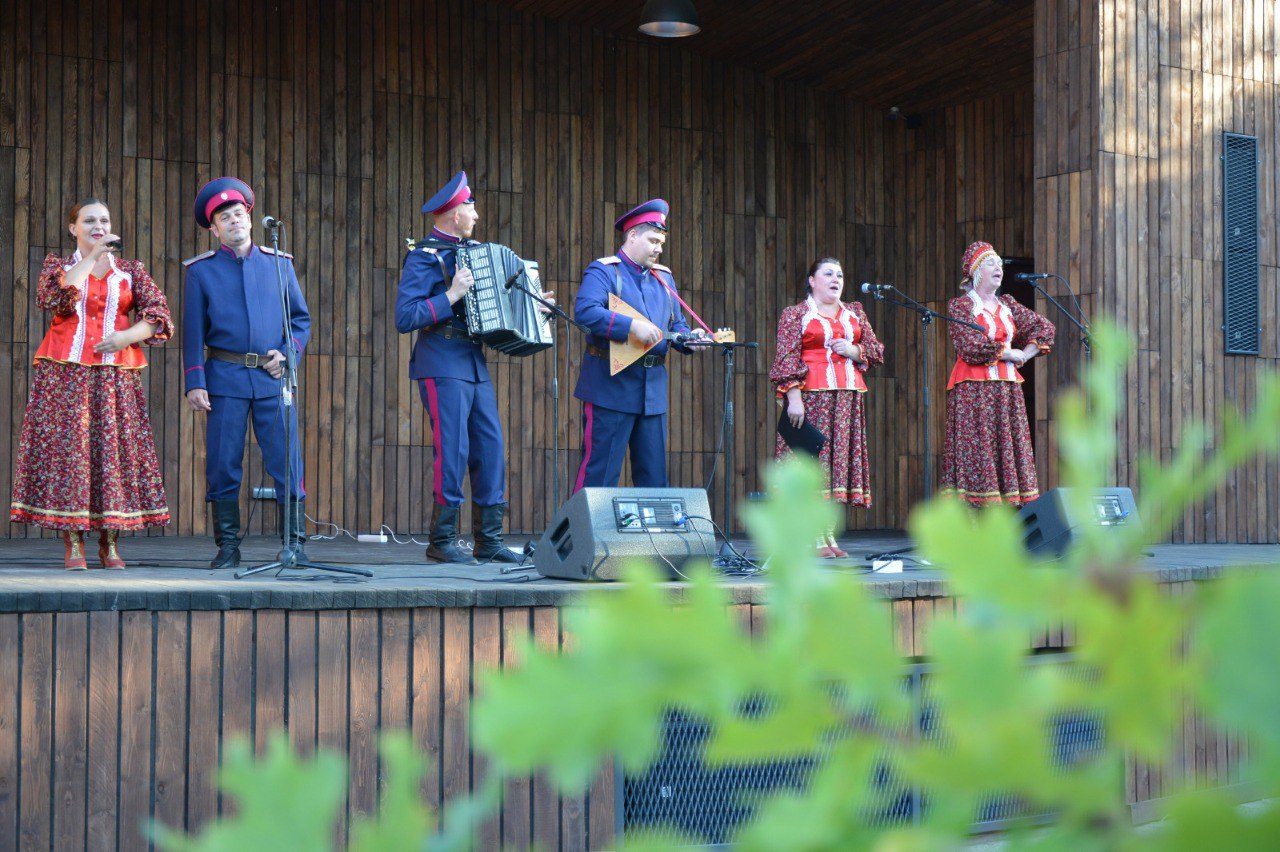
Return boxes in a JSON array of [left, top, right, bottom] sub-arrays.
[[454, 242, 553, 356]]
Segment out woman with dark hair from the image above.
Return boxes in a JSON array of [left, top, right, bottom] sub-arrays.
[[940, 240, 1055, 508], [9, 199, 173, 568], [769, 257, 884, 557]]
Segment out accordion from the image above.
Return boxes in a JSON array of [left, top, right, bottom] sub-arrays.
[[455, 242, 553, 357]]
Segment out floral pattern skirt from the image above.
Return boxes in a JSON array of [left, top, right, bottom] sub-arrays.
[[940, 380, 1039, 508], [775, 389, 871, 506], [10, 360, 170, 531]]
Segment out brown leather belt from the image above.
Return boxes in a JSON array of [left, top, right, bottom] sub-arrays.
[[586, 344, 665, 367], [427, 324, 473, 341], [207, 347, 268, 368]]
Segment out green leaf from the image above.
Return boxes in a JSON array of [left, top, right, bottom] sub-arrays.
[[154, 734, 346, 852]]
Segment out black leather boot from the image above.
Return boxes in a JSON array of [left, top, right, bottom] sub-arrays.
[[278, 501, 309, 562], [209, 500, 242, 569], [426, 504, 473, 564], [473, 503, 521, 563]]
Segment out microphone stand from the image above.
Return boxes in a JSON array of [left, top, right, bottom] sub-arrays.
[[507, 275, 594, 515], [235, 223, 372, 580], [863, 285, 985, 566], [680, 336, 759, 563], [1024, 274, 1091, 356]]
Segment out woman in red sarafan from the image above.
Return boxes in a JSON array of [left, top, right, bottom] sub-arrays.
[[769, 257, 885, 558], [9, 199, 174, 569], [940, 240, 1055, 508]]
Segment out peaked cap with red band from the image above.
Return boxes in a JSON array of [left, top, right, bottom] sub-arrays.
[[422, 171, 475, 216], [194, 177, 255, 229], [614, 198, 669, 233]]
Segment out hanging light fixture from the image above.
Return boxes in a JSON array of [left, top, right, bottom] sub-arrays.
[[638, 0, 701, 37]]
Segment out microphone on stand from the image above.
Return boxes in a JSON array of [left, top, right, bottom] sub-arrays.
[[861, 282, 894, 294], [261, 215, 284, 230], [1014, 272, 1051, 281]]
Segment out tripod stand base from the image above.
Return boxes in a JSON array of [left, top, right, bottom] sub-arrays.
[[235, 551, 374, 579]]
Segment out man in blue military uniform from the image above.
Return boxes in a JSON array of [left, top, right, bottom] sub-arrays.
[[183, 177, 312, 569], [573, 199, 706, 490], [395, 171, 553, 564]]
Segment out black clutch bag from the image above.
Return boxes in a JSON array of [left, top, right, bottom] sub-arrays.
[[777, 409, 826, 457]]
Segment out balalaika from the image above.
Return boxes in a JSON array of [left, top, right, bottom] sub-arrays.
[[455, 242, 553, 357]]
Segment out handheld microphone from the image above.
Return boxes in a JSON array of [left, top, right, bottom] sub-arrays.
[[1015, 272, 1051, 281], [105, 239, 124, 253], [261, 215, 283, 230], [861, 282, 893, 294]]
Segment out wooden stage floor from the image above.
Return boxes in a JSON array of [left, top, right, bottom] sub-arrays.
[[0, 533, 1275, 612]]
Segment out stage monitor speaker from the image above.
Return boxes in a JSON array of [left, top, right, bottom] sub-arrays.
[[534, 488, 716, 581], [1017, 487, 1140, 557]]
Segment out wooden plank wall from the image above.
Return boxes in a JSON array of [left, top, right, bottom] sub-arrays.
[[0, 590, 1238, 850], [1036, 0, 1280, 542], [0, 606, 616, 851], [0, 0, 1045, 542]]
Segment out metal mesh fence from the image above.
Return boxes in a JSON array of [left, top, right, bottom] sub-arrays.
[[620, 656, 1105, 843]]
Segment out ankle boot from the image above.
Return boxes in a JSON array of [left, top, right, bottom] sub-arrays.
[[426, 504, 473, 564], [472, 503, 521, 564], [209, 500, 242, 569], [278, 501, 309, 561], [98, 530, 126, 569], [63, 532, 88, 570]]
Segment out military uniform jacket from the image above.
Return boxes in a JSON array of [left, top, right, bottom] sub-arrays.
[[394, 231, 490, 383], [182, 244, 312, 399], [573, 252, 692, 416]]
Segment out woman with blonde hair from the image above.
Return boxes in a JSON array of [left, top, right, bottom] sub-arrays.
[[940, 241, 1055, 508]]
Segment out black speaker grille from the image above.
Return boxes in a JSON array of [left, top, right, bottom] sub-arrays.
[[621, 659, 1104, 842], [1223, 132, 1260, 355]]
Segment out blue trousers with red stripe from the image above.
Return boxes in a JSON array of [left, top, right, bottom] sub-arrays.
[[418, 377, 506, 507], [574, 402, 668, 490], [205, 394, 305, 502]]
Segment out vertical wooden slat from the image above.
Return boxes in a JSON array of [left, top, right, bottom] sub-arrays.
[[348, 609, 380, 824], [117, 611, 153, 849], [317, 608, 350, 846], [52, 613, 88, 851], [220, 610, 253, 817], [153, 611, 189, 837], [288, 610, 320, 759], [185, 611, 221, 835], [441, 608, 471, 832], [0, 615, 19, 849], [411, 607, 444, 813], [19, 614, 53, 848]]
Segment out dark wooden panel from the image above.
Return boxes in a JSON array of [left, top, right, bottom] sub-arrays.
[[153, 611, 189, 836], [0, 1, 1274, 549], [117, 611, 153, 850], [19, 614, 55, 847], [186, 611, 221, 832], [0, 615, 19, 850]]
